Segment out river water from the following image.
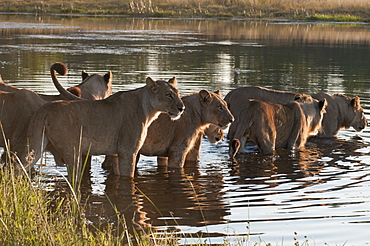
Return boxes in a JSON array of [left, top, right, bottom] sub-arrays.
[[1, 14, 370, 245]]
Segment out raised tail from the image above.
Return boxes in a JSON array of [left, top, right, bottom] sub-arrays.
[[50, 62, 83, 100]]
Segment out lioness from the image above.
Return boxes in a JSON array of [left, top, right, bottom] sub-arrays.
[[228, 99, 327, 156], [225, 86, 326, 138], [312, 92, 368, 138], [25, 77, 184, 178], [0, 63, 113, 163], [0, 62, 112, 101], [137, 90, 233, 168]]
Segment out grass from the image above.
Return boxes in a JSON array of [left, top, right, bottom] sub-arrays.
[[0, 0, 369, 21], [0, 163, 249, 245]]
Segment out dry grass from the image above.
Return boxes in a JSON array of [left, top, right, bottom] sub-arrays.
[[0, 0, 369, 19]]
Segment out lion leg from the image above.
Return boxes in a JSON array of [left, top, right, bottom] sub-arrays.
[[157, 157, 168, 166], [102, 154, 118, 170], [115, 152, 138, 177], [185, 133, 202, 162], [253, 130, 275, 155], [167, 150, 187, 168], [23, 135, 49, 173]]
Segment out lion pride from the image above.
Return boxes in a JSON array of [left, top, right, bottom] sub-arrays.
[[24, 77, 184, 178], [312, 92, 367, 138], [228, 99, 327, 156]]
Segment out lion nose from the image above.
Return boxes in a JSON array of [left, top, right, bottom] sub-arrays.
[[229, 118, 234, 123]]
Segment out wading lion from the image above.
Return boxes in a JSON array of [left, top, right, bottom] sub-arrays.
[[225, 86, 327, 139], [138, 90, 233, 168], [312, 92, 367, 138], [228, 99, 327, 156], [25, 77, 185, 178]]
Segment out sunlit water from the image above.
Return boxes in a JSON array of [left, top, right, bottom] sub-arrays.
[[1, 14, 370, 245]]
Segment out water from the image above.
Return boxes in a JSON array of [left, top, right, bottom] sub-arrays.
[[1, 14, 370, 245]]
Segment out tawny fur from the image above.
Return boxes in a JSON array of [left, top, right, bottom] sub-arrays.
[[225, 86, 327, 139], [24, 77, 184, 178], [312, 92, 367, 138], [138, 90, 233, 168], [0, 63, 113, 164], [228, 99, 326, 156]]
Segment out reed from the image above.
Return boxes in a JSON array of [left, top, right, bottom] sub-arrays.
[[0, 0, 369, 20]]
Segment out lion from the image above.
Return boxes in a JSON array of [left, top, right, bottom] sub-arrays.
[[228, 99, 326, 156], [225, 86, 327, 139], [312, 92, 368, 138], [24, 77, 185, 178], [0, 62, 112, 101], [137, 90, 233, 168], [0, 63, 113, 163]]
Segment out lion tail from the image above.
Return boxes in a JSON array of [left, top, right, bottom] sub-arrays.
[[50, 62, 82, 100]]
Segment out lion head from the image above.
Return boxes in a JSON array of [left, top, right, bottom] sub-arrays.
[[198, 90, 234, 130], [346, 96, 368, 132], [146, 77, 185, 120]]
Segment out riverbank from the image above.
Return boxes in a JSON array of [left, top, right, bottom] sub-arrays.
[[0, 0, 370, 21]]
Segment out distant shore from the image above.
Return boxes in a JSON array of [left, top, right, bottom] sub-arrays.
[[0, 0, 370, 22]]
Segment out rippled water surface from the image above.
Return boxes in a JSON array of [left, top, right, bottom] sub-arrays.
[[1, 14, 370, 245]]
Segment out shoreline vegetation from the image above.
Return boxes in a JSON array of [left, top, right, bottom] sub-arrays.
[[0, 0, 370, 21]]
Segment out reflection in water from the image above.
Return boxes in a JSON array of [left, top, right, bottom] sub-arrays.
[[83, 164, 229, 232], [1, 15, 370, 244]]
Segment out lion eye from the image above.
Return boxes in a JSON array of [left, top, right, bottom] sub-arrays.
[[167, 93, 173, 99], [218, 105, 224, 111]]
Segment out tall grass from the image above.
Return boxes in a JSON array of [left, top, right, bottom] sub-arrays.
[[0, 164, 122, 245], [0, 0, 369, 19]]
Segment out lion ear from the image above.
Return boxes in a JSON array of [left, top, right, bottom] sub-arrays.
[[146, 77, 159, 93], [199, 90, 212, 104], [104, 71, 112, 84], [168, 77, 177, 85], [351, 96, 361, 108], [67, 86, 82, 98], [319, 98, 327, 111], [214, 90, 221, 96], [82, 70, 89, 80]]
